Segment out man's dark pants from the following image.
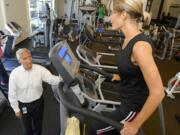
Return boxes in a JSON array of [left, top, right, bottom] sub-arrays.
[[19, 96, 44, 135]]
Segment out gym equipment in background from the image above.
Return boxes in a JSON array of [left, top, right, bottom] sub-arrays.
[[154, 26, 173, 60], [169, 15, 180, 60], [76, 24, 124, 70], [0, 90, 7, 114], [1, 22, 22, 73], [165, 72, 180, 99]]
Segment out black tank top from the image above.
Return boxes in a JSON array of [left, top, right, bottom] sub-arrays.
[[116, 33, 153, 111]]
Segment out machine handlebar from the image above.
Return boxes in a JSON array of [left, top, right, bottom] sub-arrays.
[[80, 63, 113, 80], [58, 82, 124, 131]]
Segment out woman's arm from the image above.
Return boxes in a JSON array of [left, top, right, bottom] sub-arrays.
[[121, 41, 165, 135]]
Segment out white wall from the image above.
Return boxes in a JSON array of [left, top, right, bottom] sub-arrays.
[[3, 0, 30, 44], [162, 0, 180, 15], [150, 0, 161, 19], [143, 0, 148, 11], [55, 0, 65, 17], [173, 0, 180, 4], [55, 0, 60, 17], [163, 0, 173, 15], [0, 0, 6, 31], [55, 0, 72, 18], [168, 0, 180, 17], [56, 0, 81, 20]]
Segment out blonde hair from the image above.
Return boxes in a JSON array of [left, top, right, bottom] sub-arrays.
[[113, 0, 151, 26], [16, 48, 31, 61]]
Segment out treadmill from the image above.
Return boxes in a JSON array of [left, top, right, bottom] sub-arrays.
[[0, 22, 22, 96], [1, 21, 22, 73], [29, 3, 54, 66]]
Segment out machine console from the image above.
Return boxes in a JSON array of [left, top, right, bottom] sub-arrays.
[[49, 40, 80, 86]]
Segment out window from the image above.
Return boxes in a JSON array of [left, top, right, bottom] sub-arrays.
[[29, 0, 54, 35]]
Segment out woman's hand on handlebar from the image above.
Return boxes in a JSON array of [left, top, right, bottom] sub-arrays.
[[120, 122, 139, 135], [111, 74, 121, 81]]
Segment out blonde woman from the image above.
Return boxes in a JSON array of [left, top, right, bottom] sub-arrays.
[[88, 0, 164, 135]]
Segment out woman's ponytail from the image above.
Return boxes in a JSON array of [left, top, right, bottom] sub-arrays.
[[142, 11, 151, 26]]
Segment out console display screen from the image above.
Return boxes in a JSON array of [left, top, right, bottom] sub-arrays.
[[58, 46, 67, 58], [64, 54, 72, 65]]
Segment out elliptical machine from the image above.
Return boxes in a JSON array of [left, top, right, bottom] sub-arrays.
[[49, 40, 166, 135], [49, 40, 123, 135]]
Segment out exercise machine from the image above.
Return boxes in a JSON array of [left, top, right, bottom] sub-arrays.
[[169, 15, 180, 60], [4, 21, 22, 50], [31, 3, 55, 66], [76, 44, 118, 69], [76, 24, 124, 70], [0, 22, 22, 96], [0, 89, 7, 114], [165, 72, 180, 99], [49, 40, 128, 135], [154, 26, 173, 60], [49, 40, 166, 135], [1, 22, 22, 73]]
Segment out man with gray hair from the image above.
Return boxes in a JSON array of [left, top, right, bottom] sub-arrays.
[[8, 48, 62, 135]]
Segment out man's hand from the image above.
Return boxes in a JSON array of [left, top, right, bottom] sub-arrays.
[[15, 111, 22, 119], [111, 74, 121, 81], [120, 122, 139, 135]]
